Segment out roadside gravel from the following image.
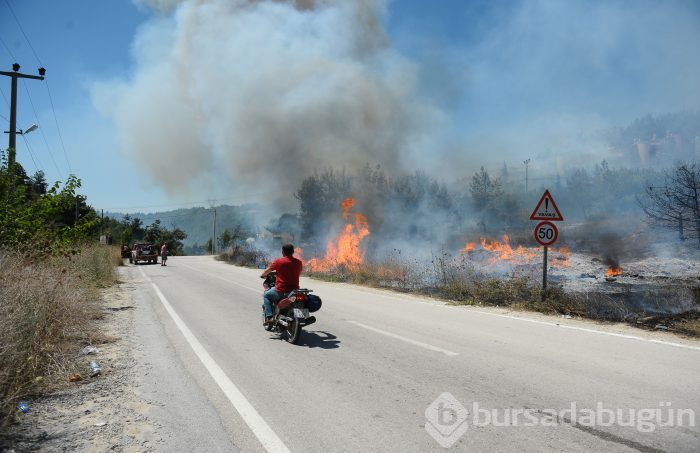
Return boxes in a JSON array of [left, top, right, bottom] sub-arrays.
[[1, 267, 162, 452]]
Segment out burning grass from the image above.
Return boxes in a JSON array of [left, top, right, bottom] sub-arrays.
[[302, 196, 700, 336], [306, 198, 369, 272], [462, 235, 571, 268], [305, 250, 700, 336], [605, 265, 623, 277], [0, 245, 120, 428]]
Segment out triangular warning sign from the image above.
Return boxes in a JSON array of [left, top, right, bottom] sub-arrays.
[[530, 190, 563, 221]]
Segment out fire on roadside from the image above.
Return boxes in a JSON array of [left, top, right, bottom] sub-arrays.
[[461, 235, 570, 267], [306, 198, 370, 272], [605, 265, 623, 277], [462, 242, 476, 253]]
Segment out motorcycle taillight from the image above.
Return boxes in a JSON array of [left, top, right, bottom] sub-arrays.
[[294, 293, 306, 302]]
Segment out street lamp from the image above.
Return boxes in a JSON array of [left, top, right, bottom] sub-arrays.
[[17, 123, 38, 135]]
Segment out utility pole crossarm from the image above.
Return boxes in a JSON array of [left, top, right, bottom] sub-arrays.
[[0, 70, 44, 80]]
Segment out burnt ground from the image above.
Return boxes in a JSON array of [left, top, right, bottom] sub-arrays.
[[506, 242, 700, 334]]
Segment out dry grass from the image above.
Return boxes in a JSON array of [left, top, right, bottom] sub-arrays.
[[218, 245, 268, 268], [675, 318, 700, 336], [0, 244, 120, 427], [305, 254, 700, 337]]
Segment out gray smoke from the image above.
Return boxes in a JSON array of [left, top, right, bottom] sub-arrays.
[[93, 0, 700, 206], [93, 0, 439, 200]]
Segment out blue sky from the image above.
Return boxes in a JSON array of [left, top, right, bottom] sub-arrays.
[[1, 0, 699, 214], [0, 0, 155, 212]]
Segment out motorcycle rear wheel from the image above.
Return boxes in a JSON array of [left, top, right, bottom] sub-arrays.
[[284, 318, 301, 344]]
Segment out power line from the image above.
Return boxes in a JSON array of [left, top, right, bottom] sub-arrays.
[[21, 132, 41, 172], [22, 79, 62, 177], [3, 0, 43, 66], [0, 85, 8, 107], [45, 81, 72, 173], [3, 0, 71, 173], [0, 85, 15, 129], [0, 35, 16, 61]]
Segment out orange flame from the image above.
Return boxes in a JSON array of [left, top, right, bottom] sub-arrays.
[[479, 235, 538, 265], [461, 235, 570, 267], [462, 242, 476, 253], [605, 265, 623, 277], [307, 198, 370, 272]]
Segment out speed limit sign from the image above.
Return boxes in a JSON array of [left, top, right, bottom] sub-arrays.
[[534, 221, 558, 246]]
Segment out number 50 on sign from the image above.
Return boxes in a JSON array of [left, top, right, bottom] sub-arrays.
[[534, 221, 558, 247]]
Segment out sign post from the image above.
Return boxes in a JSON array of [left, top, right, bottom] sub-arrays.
[[543, 246, 548, 293], [530, 191, 563, 298]]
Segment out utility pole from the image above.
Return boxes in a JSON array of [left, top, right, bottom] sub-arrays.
[[523, 158, 531, 193], [1, 63, 45, 168], [212, 208, 217, 255]]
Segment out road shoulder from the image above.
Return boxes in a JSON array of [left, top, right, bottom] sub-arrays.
[[1, 265, 239, 452]]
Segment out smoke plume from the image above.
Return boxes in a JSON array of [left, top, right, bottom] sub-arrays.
[[93, 0, 700, 205], [93, 0, 438, 199]]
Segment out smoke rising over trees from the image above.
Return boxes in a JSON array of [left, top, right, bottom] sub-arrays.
[[93, 0, 437, 201], [92, 1, 700, 207], [296, 165, 461, 255], [294, 156, 685, 260]]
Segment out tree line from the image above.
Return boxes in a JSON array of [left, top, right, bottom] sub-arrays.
[[295, 164, 462, 254], [100, 215, 188, 255], [292, 160, 697, 253], [0, 149, 189, 254], [0, 151, 98, 252]]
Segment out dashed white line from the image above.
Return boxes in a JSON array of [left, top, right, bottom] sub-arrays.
[[472, 311, 700, 352], [139, 268, 290, 453], [314, 282, 700, 352], [347, 320, 459, 356]]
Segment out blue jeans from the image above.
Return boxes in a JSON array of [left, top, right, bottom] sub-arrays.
[[263, 287, 287, 318]]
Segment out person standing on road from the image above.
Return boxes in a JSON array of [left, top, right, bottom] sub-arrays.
[[161, 243, 169, 266], [260, 244, 303, 325]]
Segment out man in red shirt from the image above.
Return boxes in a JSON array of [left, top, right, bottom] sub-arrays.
[[260, 244, 303, 325]]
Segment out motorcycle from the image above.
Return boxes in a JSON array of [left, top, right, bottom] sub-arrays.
[[261, 272, 318, 344]]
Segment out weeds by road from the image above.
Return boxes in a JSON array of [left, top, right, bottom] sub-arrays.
[[0, 245, 120, 428]]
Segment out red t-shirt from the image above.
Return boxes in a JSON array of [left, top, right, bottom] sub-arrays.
[[270, 256, 303, 293]]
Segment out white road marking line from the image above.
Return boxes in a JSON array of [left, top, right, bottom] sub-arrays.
[[138, 268, 290, 453], [473, 311, 700, 352], [347, 320, 459, 356]]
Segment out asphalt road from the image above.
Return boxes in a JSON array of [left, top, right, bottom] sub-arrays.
[[126, 256, 700, 452]]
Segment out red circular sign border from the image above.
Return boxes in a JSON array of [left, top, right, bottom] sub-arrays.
[[534, 221, 559, 246]]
